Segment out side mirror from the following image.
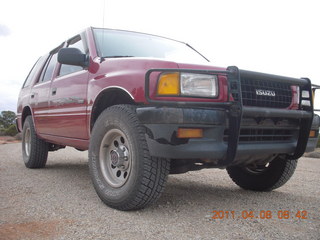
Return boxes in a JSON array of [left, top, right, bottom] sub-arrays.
[[58, 48, 88, 67]]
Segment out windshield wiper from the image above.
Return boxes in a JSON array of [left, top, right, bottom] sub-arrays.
[[104, 56, 135, 58]]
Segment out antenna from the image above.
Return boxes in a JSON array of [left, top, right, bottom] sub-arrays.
[[102, 0, 106, 28], [99, 0, 106, 61]]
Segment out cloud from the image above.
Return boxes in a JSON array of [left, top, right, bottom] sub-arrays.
[[0, 24, 11, 37], [0, 82, 20, 113]]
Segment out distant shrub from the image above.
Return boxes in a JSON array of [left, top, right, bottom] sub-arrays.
[[4, 124, 18, 136]]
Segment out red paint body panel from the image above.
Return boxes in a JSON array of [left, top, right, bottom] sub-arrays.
[[31, 81, 52, 134], [87, 58, 180, 105], [47, 70, 89, 139]]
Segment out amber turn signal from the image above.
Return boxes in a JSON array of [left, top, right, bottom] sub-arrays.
[[157, 72, 180, 95], [177, 128, 203, 138], [309, 130, 316, 138]]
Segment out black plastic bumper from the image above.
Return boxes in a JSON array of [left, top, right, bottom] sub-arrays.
[[137, 107, 318, 166], [306, 114, 320, 152], [142, 66, 316, 166], [15, 118, 21, 133]]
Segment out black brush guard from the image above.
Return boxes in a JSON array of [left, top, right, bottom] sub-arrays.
[[145, 66, 314, 165]]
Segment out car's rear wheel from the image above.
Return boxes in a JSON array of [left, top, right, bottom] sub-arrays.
[[227, 157, 297, 191], [89, 105, 170, 210], [22, 116, 48, 168]]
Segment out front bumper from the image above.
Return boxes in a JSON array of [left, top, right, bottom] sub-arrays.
[[137, 107, 318, 167], [306, 114, 320, 152], [15, 118, 21, 133], [141, 66, 317, 167]]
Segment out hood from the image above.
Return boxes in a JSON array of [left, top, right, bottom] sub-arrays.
[[93, 57, 226, 75]]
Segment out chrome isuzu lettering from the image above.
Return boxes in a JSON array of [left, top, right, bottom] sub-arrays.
[[255, 89, 276, 97]]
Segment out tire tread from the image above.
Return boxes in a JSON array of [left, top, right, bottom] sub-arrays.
[[23, 116, 48, 168], [227, 157, 297, 191], [89, 105, 170, 210]]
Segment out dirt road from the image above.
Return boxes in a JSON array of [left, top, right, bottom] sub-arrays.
[[0, 143, 319, 239]]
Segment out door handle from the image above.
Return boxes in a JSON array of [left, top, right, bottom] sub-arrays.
[[31, 93, 35, 98], [52, 88, 57, 95]]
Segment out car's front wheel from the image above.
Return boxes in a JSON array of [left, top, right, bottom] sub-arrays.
[[89, 105, 170, 210], [22, 116, 48, 168]]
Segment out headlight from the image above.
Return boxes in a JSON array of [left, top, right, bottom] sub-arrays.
[[157, 72, 218, 98], [181, 73, 218, 97]]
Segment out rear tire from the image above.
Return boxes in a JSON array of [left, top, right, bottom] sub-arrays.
[[22, 116, 48, 168], [89, 105, 170, 210], [227, 157, 297, 191]]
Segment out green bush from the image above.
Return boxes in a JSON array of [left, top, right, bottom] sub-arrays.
[[4, 124, 18, 136]]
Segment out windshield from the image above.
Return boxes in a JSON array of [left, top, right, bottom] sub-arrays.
[[93, 28, 208, 63]]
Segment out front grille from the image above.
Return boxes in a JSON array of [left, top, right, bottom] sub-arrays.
[[223, 128, 296, 143], [223, 118, 299, 143], [240, 78, 292, 108]]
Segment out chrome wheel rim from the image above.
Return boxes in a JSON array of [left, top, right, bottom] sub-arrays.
[[99, 129, 132, 188], [24, 128, 31, 157]]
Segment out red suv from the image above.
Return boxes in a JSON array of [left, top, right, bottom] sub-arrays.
[[16, 27, 319, 210]]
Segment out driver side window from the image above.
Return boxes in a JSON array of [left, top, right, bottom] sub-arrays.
[[59, 36, 86, 76]]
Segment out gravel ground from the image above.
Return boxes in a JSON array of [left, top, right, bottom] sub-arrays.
[[0, 143, 319, 240]]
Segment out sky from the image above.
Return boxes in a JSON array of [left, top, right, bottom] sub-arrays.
[[1, 0, 319, 112]]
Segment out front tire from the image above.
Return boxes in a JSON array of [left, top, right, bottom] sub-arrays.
[[89, 105, 170, 210], [22, 116, 48, 168], [227, 157, 297, 191]]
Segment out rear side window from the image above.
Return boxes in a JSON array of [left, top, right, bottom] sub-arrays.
[[59, 36, 86, 76], [22, 56, 48, 88]]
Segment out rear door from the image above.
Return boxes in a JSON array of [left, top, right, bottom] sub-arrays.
[[18, 55, 48, 131], [46, 34, 89, 139], [31, 52, 58, 134]]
